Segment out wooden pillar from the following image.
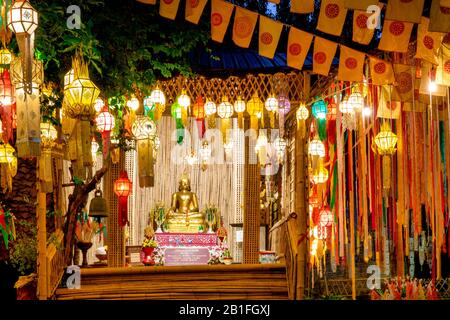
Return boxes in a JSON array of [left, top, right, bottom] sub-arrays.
[[243, 119, 260, 264], [36, 190, 48, 300], [105, 151, 126, 267], [295, 73, 310, 299]]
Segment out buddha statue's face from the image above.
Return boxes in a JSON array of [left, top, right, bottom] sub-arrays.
[[179, 177, 191, 191]]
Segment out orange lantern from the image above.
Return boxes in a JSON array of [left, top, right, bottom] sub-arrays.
[[319, 206, 333, 227], [192, 96, 206, 138], [114, 171, 132, 227]]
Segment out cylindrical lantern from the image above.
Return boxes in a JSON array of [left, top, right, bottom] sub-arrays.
[[234, 96, 246, 129], [296, 104, 309, 138], [95, 107, 115, 159], [217, 96, 233, 143], [114, 171, 132, 227], [373, 122, 398, 194], [192, 96, 206, 139], [132, 115, 157, 188], [247, 92, 264, 130]]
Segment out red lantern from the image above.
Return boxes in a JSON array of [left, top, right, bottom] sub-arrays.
[[192, 96, 205, 139], [95, 106, 115, 158], [0, 70, 14, 143], [326, 98, 336, 121], [114, 171, 132, 227], [319, 206, 333, 227]]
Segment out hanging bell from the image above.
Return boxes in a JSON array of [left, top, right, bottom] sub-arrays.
[[89, 189, 109, 218]]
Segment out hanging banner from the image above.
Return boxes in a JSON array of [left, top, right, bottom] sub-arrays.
[[352, 9, 376, 45], [378, 20, 414, 53], [429, 0, 450, 33], [232, 7, 258, 48], [377, 86, 401, 119], [385, 0, 425, 24], [159, 0, 181, 20], [186, 0, 208, 24], [317, 0, 348, 36], [313, 37, 337, 76], [369, 57, 395, 85], [286, 27, 313, 70], [258, 15, 283, 59], [291, 0, 314, 13], [211, 0, 234, 43], [337, 46, 365, 82], [416, 17, 444, 65], [436, 45, 450, 86], [392, 64, 415, 102], [344, 0, 377, 10]]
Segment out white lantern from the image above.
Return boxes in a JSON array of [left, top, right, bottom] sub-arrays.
[[127, 97, 140, 112], [217, 97, 233, 119], [178, 90, 190, 109], [308, 139, 325, 157], [265, 95, 279, 112], [296, 104, 309, 120], [348, 89, 364, 112], [150, 87, 166, 106], [234, 96, 246, 113], [7, 0, 38, 35], [204, 99, 217, 116], [339, 96, 354, 114]]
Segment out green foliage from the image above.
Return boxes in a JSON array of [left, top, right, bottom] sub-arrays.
[[33, 0, 210, 96], [8, 220, 37, 276]]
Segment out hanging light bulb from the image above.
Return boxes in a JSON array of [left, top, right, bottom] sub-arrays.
[[363, 106, 372, 117], [94, 98, 105, 113]]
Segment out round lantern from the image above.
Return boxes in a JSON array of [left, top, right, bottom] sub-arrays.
[[348, 88, 364, 112], [94, 98, 104, 113], [319, 207, 333, 227], [311, 167, 329, 184], [374, 122, 398, 155], [40, 122, 58, 143], [7, 0, 39, 35], [296, 104, 309, 121], [64, 77, 100, 118], [178, 90, 190, 109], [234, 96, 246, 113], [64, 69, 75, 90], [0, 69, 14, 106], [0, 143, 15, 163], [308, 139, 326, 157], [95, 108, 115, 158], [217, 96, 233, 119], [265, 95, 279, 113], [0, 48, 12, 65], [312, 98, 327, 120], [132, 116, 157, 139], [278, 95, 291, 115], [127, 97, 140, 112], [150, 86, 166, 107], [339, 96, 353, 114], [204, 99, 217, 116], [114, 171, 132, 227]]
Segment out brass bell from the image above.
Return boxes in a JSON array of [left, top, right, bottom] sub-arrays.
[[89, 189, 109, 218]]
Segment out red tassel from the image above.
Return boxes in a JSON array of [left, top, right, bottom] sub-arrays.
[[118, 196, 128, 227]]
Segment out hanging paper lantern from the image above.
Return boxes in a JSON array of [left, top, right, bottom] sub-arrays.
[[0, 69, 14, 106], [273, 137, 287, 163], [132, 116, 157, 188], [147, 86, 166, 120], [311, 98, 327, 120], [95, 107, 115, 159], [339, 96, 353, 114], [114, 171, 132, 227], [311, 166, 329, 184], [0, 49, 13, 66], [348, 88, 364, 112], [64, 69, 75, 90], [192, 96, 206, 139], [200, 140, 211, 171], [296, 104, 309, 138], [247, 92, 264, 130], [308, 139, 326, 157], [0, 143, 15, 163], [171, 101, 186, 144], [319, 207, 333, 227], [234, 95, 246, 129], [94, 98, 105, 113], [218, 96, 233, 144], [277, 95, 291, 115], [127, 97, 140, 112], [178, 90, 191, 110], [64, 76, 100, 117], [204, 98, 217, 128], [326, 98, 337, 121], [374, 122, 398, 155], [265, 95, 278, 128]]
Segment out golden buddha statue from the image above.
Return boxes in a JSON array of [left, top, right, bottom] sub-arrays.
[[166, 174, 205, 233]]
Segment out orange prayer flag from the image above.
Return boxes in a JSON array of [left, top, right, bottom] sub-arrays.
[[137, 0, 156, 4], [211, 0, 234, 43], [313, 37, 338, 76], [377, 85, 401, 119], [286, 27, 313, 70], [159, 0, 181, 20], [291, 0, 314, 13], [378, 20, 414, 53], [385, 0, 424, 24], [352, 10, 376, 45], [186, 0, 208, 24], [369, 57, 395, 85], [392, 64, 415, 102], [416, 17, 444, 65], [317, 0, 348, 36], [258, 16, 283, 59], [337, 46, 365, 82], [429, 0, 450, 33], [344, 0, 377, 10], [436, 45, 450, 86], [232, 7, 259, 48]]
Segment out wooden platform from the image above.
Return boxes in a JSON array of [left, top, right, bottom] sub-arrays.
[[55, 263, 288, 300]]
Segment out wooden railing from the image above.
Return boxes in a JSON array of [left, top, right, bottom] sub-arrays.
[[46, 229, 66, 299], [269, 212, 298, 300]]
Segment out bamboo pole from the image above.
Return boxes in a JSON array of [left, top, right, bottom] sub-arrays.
[[36, 190, 48, 300], [348, 132, 356, 300]]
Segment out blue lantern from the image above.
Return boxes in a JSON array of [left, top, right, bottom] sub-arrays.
[[312, 98, 328, 120]]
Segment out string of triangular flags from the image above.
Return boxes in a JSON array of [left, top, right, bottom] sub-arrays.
[[136, 0, 450, 87]]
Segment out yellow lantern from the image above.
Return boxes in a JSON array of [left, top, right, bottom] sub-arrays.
[[296, 104, 309, 137], [234, 95, 246, 129], [255, 132, 269, 166], [311, 166, 329, 184], [374, 122, 398, 155], [40, 122, 58, 143], [64, 77, 100, 118], [0, 143, 15, 163], [247, 92, 264, 130], [0, 49, 13, 66], [178, 90, 191, 110], [39, 122, 61, 193]]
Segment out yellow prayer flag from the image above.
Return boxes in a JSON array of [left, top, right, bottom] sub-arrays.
[[186, 0, 208, 24], [286, 27, 313, 70], [416, 17, 444, 65], [436, 45, 450, 86], [352, 10, 376, 45], [337, 46, 365, 82], [232, 7, 259, 48], [291, 0, 314, 13], [313, 37, 338, 76], [258, 16, 283, 59], [378, 20, 414, 53], [377, 85, 401, 119], [369, 57, 395, 85], [211, 0, 234, 43], [429, 0, 450, 33], [392, 64, 415, 102], [420, 62, 447, 96], [344, 0, 377, 10], [159, 0, 181, 20], [441, 0, 450, 7], [385, 0, 424, 24], [317, 0, 348, 36]]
